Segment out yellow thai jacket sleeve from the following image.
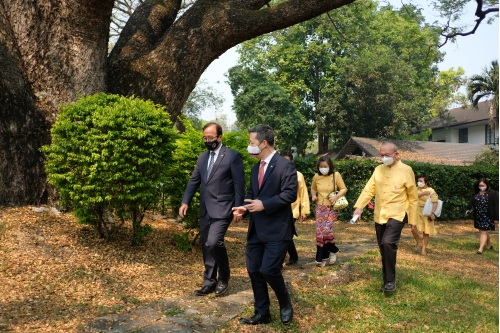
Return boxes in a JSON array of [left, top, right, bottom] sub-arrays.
[[291, 171, 310, 218], [354, 162, 418, 225]]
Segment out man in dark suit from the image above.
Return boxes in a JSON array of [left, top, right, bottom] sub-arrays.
[[179, 122, 245, 297], [233, 125, 297, 325]]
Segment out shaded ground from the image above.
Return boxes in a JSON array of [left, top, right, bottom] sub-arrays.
[[0, 207, 495, 332]]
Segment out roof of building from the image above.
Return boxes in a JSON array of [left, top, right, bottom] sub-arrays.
[[336, 137, 491, 166], [429, 100, 493, 130]]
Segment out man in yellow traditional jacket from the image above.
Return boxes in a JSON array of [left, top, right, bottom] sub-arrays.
[[282, 152, 310, 265], [352, 142, 418, 292]]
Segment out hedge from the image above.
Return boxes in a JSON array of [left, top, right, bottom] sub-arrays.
[[294, 156, 499, 221]]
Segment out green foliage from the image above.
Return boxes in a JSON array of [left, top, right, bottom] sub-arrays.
[[163, 117, 205, 231], [182, 79, 225, 131], [231, 0, 445, 151], [173, 232, 193, 253], [42, 93, 177, 244], [295, 156, 498, 221], [473, 149, 500, 166], [227, 66, 312, 152], [467, 60, 499, 118]]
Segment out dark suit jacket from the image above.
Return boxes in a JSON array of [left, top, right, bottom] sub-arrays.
[[182, 145, 245, 220], [246, 153, 297, 242]]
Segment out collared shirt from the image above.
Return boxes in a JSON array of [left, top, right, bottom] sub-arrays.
[[206, 144, 223, 169], [354, 161, 418, 225], [292, 171, 310, 218], [260, 150, 277, 174]]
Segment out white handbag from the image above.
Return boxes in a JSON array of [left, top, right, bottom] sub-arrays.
[[422, 192, 443, 217]]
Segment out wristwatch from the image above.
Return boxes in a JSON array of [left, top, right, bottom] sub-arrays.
[[431, 212, 435, 216]]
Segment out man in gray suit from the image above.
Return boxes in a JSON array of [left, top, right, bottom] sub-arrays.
[[179, 122, 245, 296]]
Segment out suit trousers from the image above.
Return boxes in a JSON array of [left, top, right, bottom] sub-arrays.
[[374, 214, 407, 283], [200, 215, 231, 287], [246, 224, 290, 315], [286, 218, 298, 261]]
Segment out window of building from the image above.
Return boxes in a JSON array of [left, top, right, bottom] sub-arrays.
[[459, 128, 468, 143], [485, 124, 497, 144]]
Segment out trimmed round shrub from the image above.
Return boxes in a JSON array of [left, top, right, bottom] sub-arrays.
[[42, 93, 177, 244]]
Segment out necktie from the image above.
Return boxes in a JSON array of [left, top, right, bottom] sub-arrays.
[[258, 161, 266, 189], [207, 152, 216, 179]]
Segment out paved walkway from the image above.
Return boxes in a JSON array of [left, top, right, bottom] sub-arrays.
[[82, 230, 494, 333]]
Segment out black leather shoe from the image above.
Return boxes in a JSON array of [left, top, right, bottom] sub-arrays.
[[382, 281, 396, 292], [239, 313, 271, 325], [285, 259, 298, 266], [280, 299, 293, 325], [194, 285, 215, 296], [214, 280, 228, 296]]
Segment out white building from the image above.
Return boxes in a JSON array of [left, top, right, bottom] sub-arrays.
[[430, 101, 498, 147]]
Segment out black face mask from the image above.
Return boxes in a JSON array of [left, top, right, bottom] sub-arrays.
[[205, 139, 219, 151]]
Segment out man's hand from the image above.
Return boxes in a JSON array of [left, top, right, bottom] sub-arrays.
[[232, 206, 247, 220], [352, 207, 363, 220], [244, 199, 264, 212], [233, 210, 243, 222], [179, 204, 189, 219]]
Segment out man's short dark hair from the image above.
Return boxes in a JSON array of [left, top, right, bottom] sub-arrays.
[[249, 125, 274, 146], [281, 151, 294, 161], [203, 122, 223, 136]]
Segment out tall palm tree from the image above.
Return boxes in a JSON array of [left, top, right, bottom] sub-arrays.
[[467, 60, 499, 126]]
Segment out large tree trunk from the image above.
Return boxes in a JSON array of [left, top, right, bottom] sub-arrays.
[[0, 0, 354, 205], [0, 0, 114, 205]]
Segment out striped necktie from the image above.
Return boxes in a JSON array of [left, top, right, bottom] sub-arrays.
[[207, 152, 216, 179]]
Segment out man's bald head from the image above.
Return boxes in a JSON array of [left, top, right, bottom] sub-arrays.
[[381, 142, 398, 153]]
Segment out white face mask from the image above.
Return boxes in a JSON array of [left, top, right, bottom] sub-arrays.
[[247, 142, 262, 157], [319, 167, 330, 175], [479, 186, 487, 191], [417, 182, 425, 188], [381, 155, 394, 166]]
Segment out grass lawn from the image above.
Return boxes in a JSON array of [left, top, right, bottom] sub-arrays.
[[0, 206, 497, 332]]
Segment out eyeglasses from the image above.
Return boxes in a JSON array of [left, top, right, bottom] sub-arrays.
[[202, 135, 219, 142]]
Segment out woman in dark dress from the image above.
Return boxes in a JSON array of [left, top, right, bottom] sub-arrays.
[[465, 178, 499, 254]]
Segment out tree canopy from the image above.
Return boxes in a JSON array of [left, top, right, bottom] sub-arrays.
[[228, 0, 448, 151]]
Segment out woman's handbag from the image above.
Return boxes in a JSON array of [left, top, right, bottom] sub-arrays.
[[422, 192, 443, 217], [329, 173, 348, 211]]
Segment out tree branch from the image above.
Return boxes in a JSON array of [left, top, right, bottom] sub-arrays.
[[107, 0, 356, 122], [326, 11, 353, 44], [109, 0, 182, 64], [439, 0, 499, 48]]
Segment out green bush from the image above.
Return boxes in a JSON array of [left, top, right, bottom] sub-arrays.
[[42, 93, 177, 244], [293, 156, 499, 221]]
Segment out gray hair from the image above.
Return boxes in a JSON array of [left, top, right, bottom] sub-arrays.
[[381, 142, 398, 153]]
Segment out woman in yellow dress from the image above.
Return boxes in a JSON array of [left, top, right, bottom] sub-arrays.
[[310, 156, 347, 266], [410, 175, 438, 255]]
